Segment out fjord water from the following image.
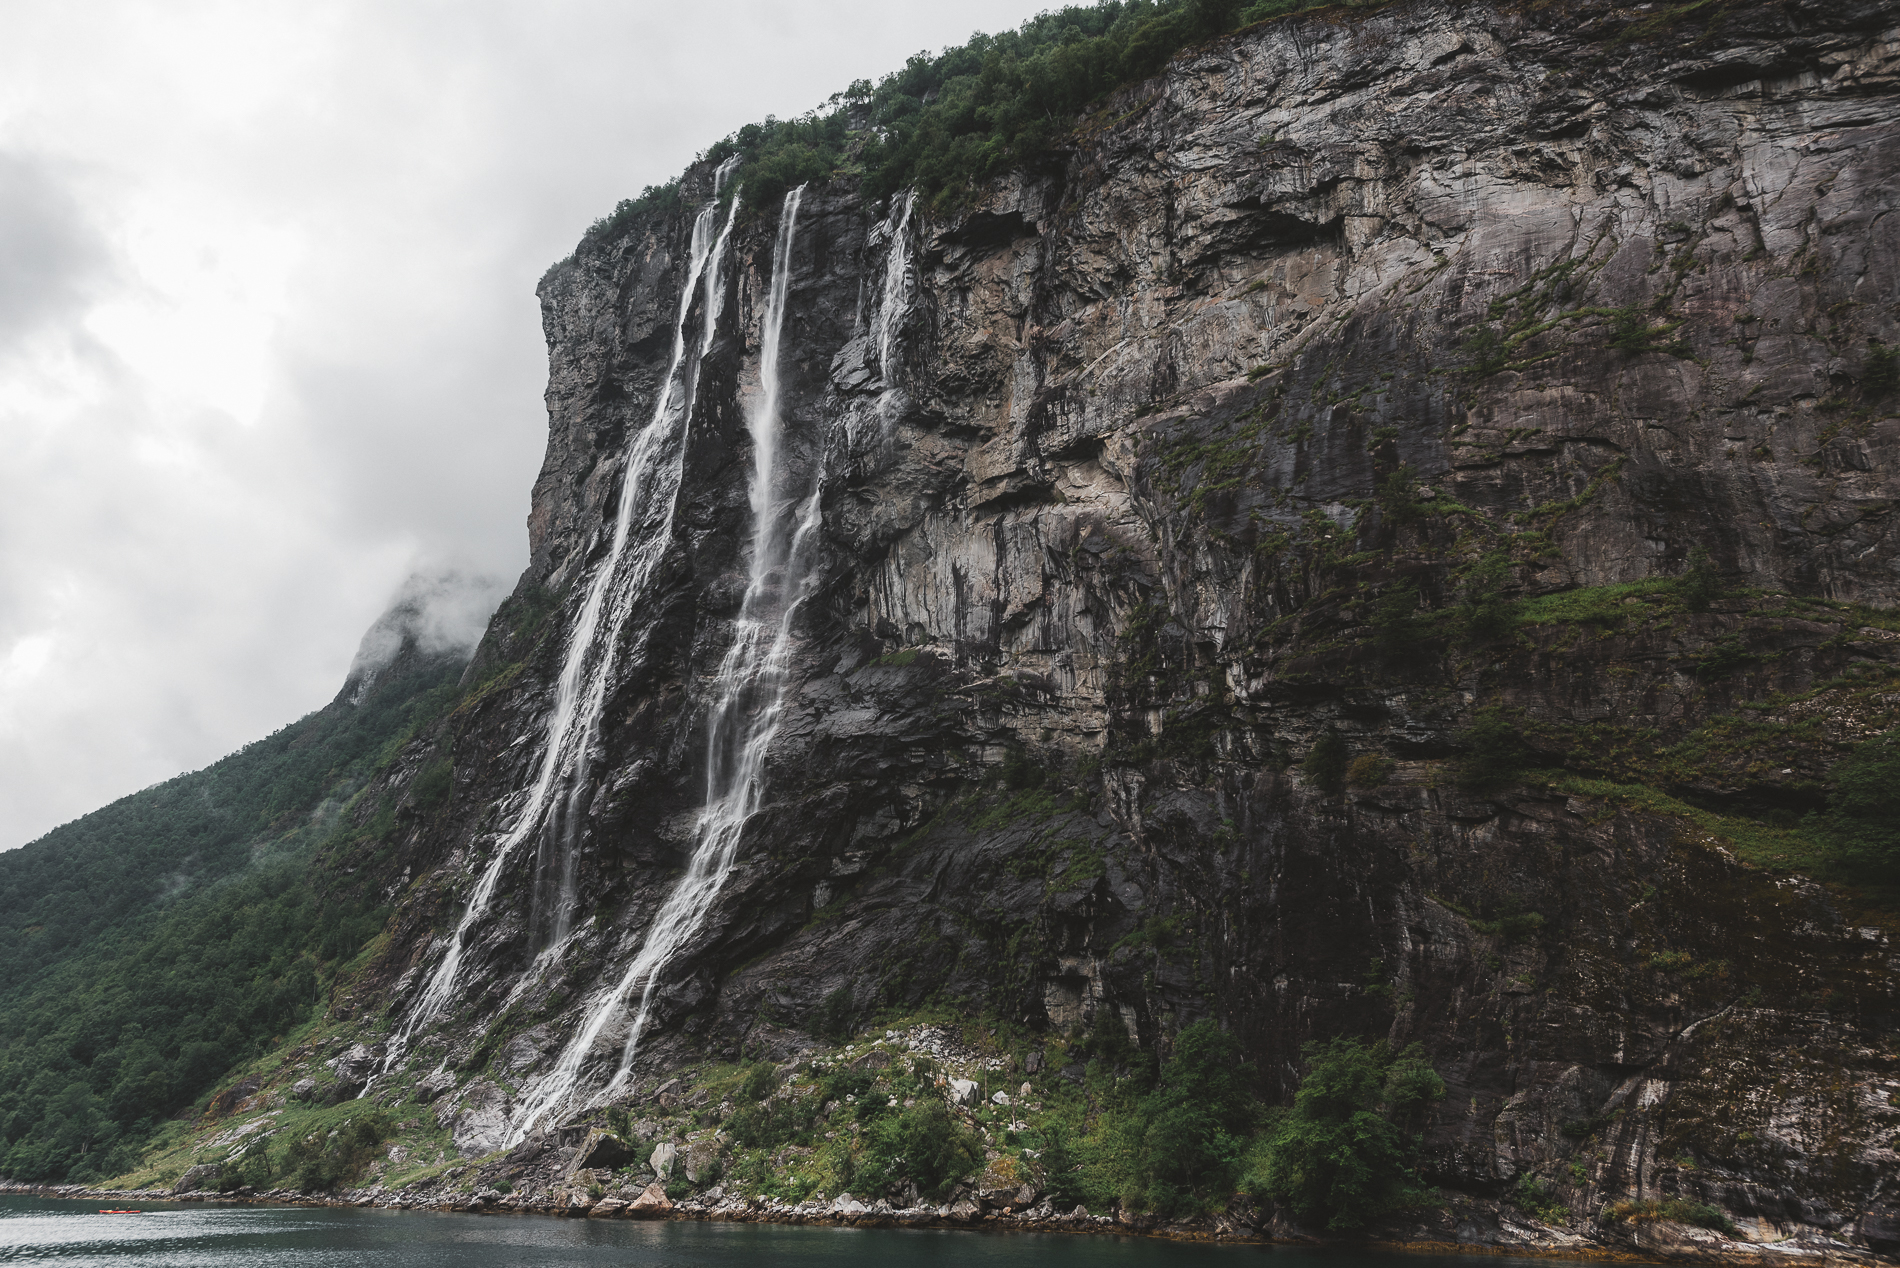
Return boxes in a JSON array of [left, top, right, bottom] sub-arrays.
[[0, 1198, 1586, 1268]]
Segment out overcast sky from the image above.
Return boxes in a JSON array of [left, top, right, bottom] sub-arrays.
[[0, 0, 1048, 851]]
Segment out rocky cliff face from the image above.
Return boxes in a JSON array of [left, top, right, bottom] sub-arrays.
[[309, 0, 1900, 1253]]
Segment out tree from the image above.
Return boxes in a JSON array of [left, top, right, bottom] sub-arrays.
[[1812, 730, 1900, 880], [1678, 546, 1724, 614], [1249, 1038, 1444, 1231], [1128, 1021, 1256, 1216], [1302, 729, 1350, 794]]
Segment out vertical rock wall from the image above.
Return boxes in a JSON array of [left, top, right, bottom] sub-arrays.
[[353, 0, 1900, 1250]]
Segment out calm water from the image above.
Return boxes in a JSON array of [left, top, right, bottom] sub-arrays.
[[0, 1196, 1572, 1267]]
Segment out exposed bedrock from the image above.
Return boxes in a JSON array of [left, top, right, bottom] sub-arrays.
[[336, 0, 1900, 1252]]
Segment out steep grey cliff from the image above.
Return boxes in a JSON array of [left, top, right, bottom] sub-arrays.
[[184, 0, 1900, 1256]]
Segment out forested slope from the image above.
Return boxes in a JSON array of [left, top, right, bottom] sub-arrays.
[[0, 638, 468, 1180]]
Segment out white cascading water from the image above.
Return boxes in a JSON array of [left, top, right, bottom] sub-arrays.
[[871, 190, 915, 393], [512, 185, 812, 1140], [872, 192, 916, 432], [384, 160, 742, 1069]]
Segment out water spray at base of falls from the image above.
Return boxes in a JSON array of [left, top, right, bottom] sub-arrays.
[[511, 185, 812, 1140], [379, 159, 742, 1076]]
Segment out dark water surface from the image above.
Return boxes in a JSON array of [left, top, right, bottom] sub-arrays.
[[0, 1196, 1564, 1268]]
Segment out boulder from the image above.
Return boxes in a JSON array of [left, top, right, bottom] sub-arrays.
[[648, 1140, 677, 1177], [629, 1181, 673, 1216], [947, 1079, 980, 1107], [206, 1077, 261, 1118], [684, 1138, 720, 1183], [327, 1043, 377, 1084], [289, 1078, 319, 1102], [1860, 1209, 1900, 1251], [574, 1128, 636, 1171], [415, 1068, 456, 1104], [588, 1198, 628, 1218], [989, 1090, 1011, 1107]]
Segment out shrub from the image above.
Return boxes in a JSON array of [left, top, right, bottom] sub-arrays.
[[1375, 467, 1424, 528], [1471, 910, 1545, 944], [1247, 1038, 1444, 1232], [1865, 343, 1900, 397], [856, 1101, 983, 1200], [812, 986, 856, 1042], [282, 1111, 390, 1192], [1345, 755, 1394, 789], [1811, 729, 1900, 880], [1513, 1172, 1567, 1222], [1453, 708, 1529, 790], [1302, 729, 1350, 794], [216, 1137, 272, 1191], [741, 1062, 779, 1103], [408, 756, 453, 814], [999, 746, 1046, 790], [1677, 546, 1724, 614], [1692, 636, 1760, 680], [1370, 582, 1422, 651], [1458, 553, 1515, 642]]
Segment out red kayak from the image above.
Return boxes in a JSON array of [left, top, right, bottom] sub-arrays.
[[98, 1209, 141, 1214]]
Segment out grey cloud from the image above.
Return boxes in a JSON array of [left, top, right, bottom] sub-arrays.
[[0, 152, 108, 349], [0, 0, 1046, 851], [346, 568, 509, 684]]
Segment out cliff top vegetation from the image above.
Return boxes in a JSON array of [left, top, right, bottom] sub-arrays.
[[586, 0, 1349, 242]]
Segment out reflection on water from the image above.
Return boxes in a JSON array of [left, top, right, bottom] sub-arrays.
[[0, 1196, 1574, 1268]]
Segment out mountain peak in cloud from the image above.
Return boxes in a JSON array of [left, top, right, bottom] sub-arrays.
[[338, 568, 506, 705]]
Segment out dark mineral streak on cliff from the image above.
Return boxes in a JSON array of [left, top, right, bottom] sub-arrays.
[[347, 0, 1900, 1253]]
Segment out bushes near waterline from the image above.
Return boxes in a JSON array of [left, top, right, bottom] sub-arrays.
[[1247, 1037, 1445, 1231]]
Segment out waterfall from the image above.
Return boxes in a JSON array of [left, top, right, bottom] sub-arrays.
[[513, 184, 811, 1139], [845, 191, 916, 460], [871, 190, 915, 393], [384, 159, 742, 1067]]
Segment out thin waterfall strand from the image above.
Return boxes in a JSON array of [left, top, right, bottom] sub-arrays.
[[513, 186, 809, 1138], [872, 191, 915, 424], [386, 161, 741, 1065]]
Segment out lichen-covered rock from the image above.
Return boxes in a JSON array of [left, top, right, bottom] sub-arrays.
[[434, 1080, 509, 1158]]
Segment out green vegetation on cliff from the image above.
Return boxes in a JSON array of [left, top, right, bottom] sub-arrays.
[[592, 0, 1353, 239], [0, 655, 464, 1183], [1249, 1037, 1444, 1230]]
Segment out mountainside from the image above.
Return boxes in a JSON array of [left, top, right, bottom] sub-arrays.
[[19, 0, 1900, 1257], [0, 582, 476, 1181]]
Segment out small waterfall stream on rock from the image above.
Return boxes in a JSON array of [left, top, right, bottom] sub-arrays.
[[383, 160, 742, 1069], [870, 192, 915, 434], [512, 185, 812, 1140]]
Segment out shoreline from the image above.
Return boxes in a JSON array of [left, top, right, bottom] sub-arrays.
[[2, 1180, 1884, 1267]]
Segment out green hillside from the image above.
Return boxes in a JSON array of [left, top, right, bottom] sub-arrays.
[[0, 651, 465, 1182]]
